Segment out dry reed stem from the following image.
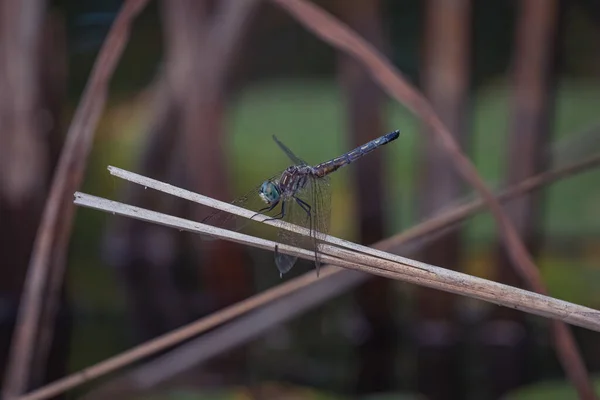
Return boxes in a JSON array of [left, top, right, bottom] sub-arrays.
[[380, 152, 600, 250], [72, 176, 600, 334], [267, 0, 595, 397], [7, 0, 595, 396], [85, 152, 600, 394], [107, 166, 432, 272], [18, 155, 600, 400], [82, 270, 366, 396], [2, 1, 150, 398]]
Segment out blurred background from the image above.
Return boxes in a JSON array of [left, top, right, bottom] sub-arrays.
[[1, 0, 600, 399]]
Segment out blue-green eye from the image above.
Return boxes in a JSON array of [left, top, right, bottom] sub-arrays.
[[259, 181, 280, 205]]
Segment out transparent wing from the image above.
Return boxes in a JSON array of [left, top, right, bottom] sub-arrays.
[[313, 175, 331, 238], [273, 190, 320, 274], [272, 135, 308, 165], [274, 175, 331, 275], [201, 171, 283, 239], [273, 198, 304, 275], [306, 174, 331, 274]]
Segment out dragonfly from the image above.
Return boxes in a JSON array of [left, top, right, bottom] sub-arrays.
[[203, 130, 401, 276]]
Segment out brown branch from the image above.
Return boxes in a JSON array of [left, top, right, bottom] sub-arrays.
[[335, 0, 392, 391], [17, 148, 600, 400], [1, 1, 150, 398], [29, 12, 70, 389], [71, 188, 600, 333], [0, 0, 46, 204], [379, 152, 600, 251], [81, 271, 366, 398], [266, 0, 595, 396], [417, 1, 470, 393], [19, 267, 342, 400], [80, 156, 600, 396], [165, 0, 259, 312]]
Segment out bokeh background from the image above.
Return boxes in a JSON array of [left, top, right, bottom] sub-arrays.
[[1, 0, 600, 399]]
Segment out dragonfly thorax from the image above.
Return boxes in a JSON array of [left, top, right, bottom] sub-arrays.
[[278, 165, 312, 197], [259, 165, 314, 205]]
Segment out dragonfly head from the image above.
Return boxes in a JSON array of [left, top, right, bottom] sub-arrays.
[[259, 180, 281, 205]]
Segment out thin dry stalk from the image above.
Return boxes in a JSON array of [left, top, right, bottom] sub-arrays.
[[71, 189, 600, 332], [85, 152, 600, 395], [17, 154, 600, 400], [379, 152, 600, 251], [107, 166, 432, 272], [266, 0, 594, 395], [0, 0, 46, 203], [82, 270, 366, 397], [18, 262, 340, 400], [2, 1, 150, 398]]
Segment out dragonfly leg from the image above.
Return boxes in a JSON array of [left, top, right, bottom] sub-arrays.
[[294, 197, 312, 222], [294, 197, 313, 235], [294, 196, 321, 275], [251, 202, 279, 220], [262, 200, 287, 223]]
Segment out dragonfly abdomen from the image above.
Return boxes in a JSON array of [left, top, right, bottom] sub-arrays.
[[313, 130, 400, 177]]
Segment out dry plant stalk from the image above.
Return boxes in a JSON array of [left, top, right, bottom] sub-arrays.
[[380, 152, 600, 250], [72, 182, 600, 333], [18, 157, 600, 400], [267, 0, 595, 398], [7, 0, 595, 397], [2, 1, 150, 398], [75, 167, 600, 335]]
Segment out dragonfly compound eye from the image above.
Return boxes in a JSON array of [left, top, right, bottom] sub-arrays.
[[259, 181, 280, 205]]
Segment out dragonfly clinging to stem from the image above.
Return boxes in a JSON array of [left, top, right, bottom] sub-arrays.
[[203, 130, 401, 277]]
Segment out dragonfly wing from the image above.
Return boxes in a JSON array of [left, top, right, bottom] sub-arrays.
[[272, 135, 308, 165], [274, 245, 298, 275], [291, 175, 332, 275], [309, 175, 331, 273], [311, 174, 331, 242], [273, 195, 315, 275]]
